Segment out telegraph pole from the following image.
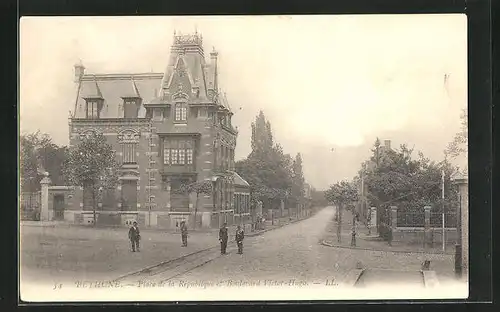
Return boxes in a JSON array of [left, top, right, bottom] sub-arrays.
[[442, 169, 445, 252]]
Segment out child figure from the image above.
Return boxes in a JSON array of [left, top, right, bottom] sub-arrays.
[[128, 221, 141, 252], [235, 225, 245, 254]]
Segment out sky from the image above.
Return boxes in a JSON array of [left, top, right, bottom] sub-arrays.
[[20, 15, 467, 190]]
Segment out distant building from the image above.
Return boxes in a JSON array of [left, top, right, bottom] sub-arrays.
[[64, 32, 250, 228]]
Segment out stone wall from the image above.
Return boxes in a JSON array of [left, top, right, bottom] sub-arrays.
[[392, 227, 458, 245]]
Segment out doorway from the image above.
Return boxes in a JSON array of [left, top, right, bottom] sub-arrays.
[[53, 194, 65, 220], [121, 180, 138, 211]]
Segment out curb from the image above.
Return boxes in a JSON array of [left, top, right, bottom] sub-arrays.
[[344, 269, 365, 287], [246, 215, 309, 237], [319, 240, 453, 256]]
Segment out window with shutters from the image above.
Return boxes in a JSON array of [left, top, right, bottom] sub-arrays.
[[122, 143, 136, 164], [118, 130, 140, 164]]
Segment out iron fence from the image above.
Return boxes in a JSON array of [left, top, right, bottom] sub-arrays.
[[430, 212, 458, 228], [397, 211, 425, 227], [20, 191, 41, 220]]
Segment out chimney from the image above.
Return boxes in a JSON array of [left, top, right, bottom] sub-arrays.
[[210, 47, 219, 92], [384, 139, 391, 150], [74, 61, 85, 83], [210, 47, 218, 61]]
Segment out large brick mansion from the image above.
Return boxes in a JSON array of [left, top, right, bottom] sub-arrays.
[[62, 32, 250, 229]]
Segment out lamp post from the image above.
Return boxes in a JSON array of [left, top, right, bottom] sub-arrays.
[[351, 210, 357, 247]]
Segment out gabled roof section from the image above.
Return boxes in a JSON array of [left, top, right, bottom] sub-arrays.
[[73, 73, 163, 119], [160, 32, 217, 104]]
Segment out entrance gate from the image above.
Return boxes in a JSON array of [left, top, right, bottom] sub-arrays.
[[53, 194, 65, 220]]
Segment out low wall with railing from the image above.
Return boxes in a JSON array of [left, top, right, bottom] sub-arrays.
[[393, 227, 458, 245], [376, 205, 460, 246]]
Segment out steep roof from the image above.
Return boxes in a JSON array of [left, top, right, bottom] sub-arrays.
[[73, 32, 228, 118], [81, 76, 103, 99], [159, 32, 219, 104], [73, 73, 162, 118], [121, 77, 141, 99], [232, 171, 250, 187]]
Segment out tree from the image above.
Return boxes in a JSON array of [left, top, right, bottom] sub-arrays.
[[445, 108, 468, 160], [63, 132, 120, 225], [177, 180, 213, 229], [361, 139, 460, 238], [20, 131, 68, 192], [311, 188, 328, 207], [370, 137, 382, 168], [325, 180, 359, 242], [291, 153, 305, 200], [237, 111, 295, 213], [290, 153, 305, 216]]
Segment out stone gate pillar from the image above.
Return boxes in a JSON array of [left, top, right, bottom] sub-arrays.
[[370, 207, 378, 236], [40, 172, 51, 221], [453, 175, 468, 280], [390, 206, 398, 231], [424, 205, 432, 248]]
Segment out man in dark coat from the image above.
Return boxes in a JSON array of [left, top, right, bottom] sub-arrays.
[[128, 221, 141, 252], [219, 222, 228, 254], [235, 225, 245, 254], [180, 220, 188, 247]]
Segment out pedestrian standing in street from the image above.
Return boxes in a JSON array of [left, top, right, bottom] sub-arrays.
[[128, 221, 141, 252], [180, 220, 188, 247], [219, 222, 228, 254], [235, 225, 245, 254]]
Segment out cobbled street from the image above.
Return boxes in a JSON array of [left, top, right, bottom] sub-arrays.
[[140, 206, 456, 287]]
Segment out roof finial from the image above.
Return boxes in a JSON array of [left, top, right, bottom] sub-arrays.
[[174, 29, 176, 36], [195, 24, 198, 34]]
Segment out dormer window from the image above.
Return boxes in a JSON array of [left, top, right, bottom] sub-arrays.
[[86, 100, 100, 119], [174, 103, 187, 122], [152, 108, 163, 121], [123, 100, 139, 118]]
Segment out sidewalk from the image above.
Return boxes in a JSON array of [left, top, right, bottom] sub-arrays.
[[322, 209, 455, 255], [321, 209, 456, 282], [20, 224, 220, 285]]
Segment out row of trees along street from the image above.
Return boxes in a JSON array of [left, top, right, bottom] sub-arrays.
[[323, 108, 468, 242], [235, 111, 309, 219]]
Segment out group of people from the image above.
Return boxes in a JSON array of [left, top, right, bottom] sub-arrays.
[[253, 215, 266, 231], [127, 221, 245, 255], [218, 222, 245, 254]]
